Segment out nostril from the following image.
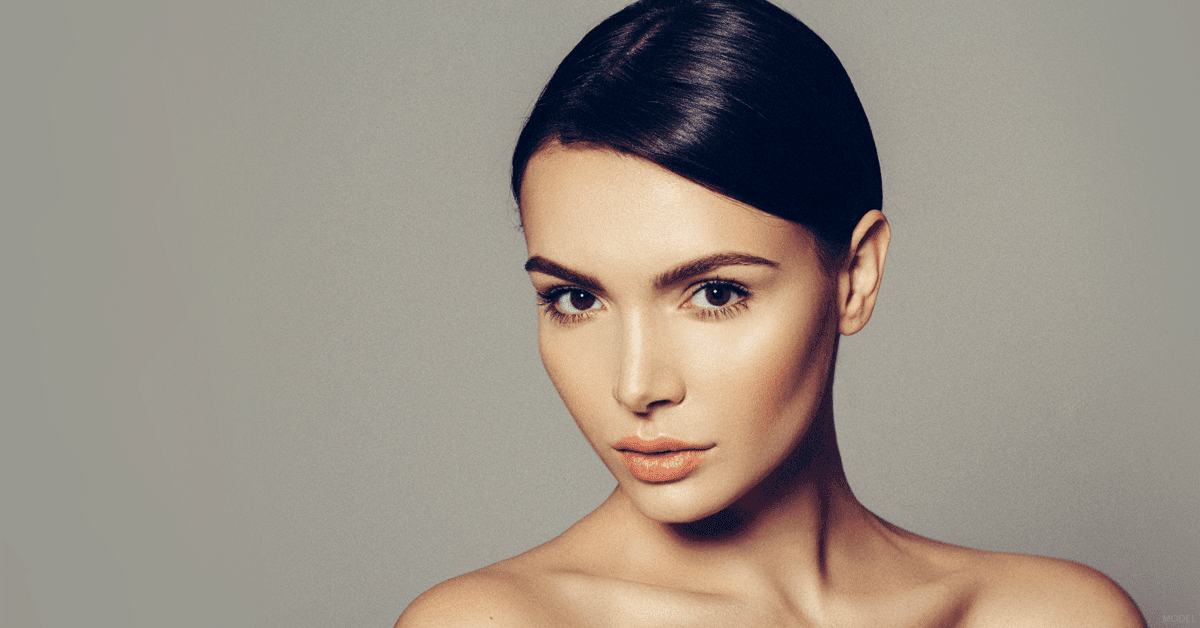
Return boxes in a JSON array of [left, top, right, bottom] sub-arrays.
[[612, 365, 685, 415]]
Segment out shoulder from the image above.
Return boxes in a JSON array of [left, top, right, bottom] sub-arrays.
[[960, 553, 1145, 628], [396, 566, 568, 628], [397, 512, 615, 628]]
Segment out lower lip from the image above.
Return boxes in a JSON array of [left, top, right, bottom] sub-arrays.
[[618, 450, 705, 483]]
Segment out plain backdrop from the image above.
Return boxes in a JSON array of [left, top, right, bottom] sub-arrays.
[[2, 1, 1196, 626]]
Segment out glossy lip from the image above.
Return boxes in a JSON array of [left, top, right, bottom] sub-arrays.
[[613, 437, 713, 483], [613, 436, 711, 453]]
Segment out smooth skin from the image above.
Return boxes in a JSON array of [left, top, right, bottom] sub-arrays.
[[398, 146, 1144, 628]]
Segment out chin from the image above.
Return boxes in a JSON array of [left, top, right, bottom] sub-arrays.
[[621, 477, 744, 526], [634, 492, 760, 540]]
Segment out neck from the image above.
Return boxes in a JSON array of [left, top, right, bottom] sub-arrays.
[[597, 389, 878, 595]]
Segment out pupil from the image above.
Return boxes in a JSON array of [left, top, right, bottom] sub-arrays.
[[707, 286, 731, 306], [569, 291, 594, 311]]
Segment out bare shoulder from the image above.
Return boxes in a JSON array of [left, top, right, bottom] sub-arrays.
[[396, 564, 567, 628], [396, 507, 612, 628], [960, 552, 1145, 628]]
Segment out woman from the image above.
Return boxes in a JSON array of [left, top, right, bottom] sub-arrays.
[[399, 0, 1144, 625]]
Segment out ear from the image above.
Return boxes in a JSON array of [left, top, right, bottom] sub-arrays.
[[836, 210, 890, 336]]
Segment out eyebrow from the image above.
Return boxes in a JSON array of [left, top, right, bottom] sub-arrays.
[[523, 256, 605, 293], [651, 253, 779, 289], [524, 252, 779, 293]]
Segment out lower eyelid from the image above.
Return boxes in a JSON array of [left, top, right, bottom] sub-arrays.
[[543, 308, 599, 325], [693, 300, 749, 320]]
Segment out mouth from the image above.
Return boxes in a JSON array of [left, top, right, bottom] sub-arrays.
[[613, 437, 713, 483]]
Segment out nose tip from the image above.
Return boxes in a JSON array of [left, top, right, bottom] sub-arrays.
[[612, 316, 685, 415]]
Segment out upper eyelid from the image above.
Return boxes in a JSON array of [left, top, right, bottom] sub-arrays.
[[692, 277, 747, 289], [535, 282, 608, 302], [686, 278, 750, 296], [537, 284, 599, 300]]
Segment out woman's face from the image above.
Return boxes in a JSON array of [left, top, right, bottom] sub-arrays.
[[521, 146, 840, 524]]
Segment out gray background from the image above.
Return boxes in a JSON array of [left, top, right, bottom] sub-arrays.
[[2, 0, 1196, 626]]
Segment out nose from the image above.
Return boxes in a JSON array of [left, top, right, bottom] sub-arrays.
[[612, 311, 685, 415]]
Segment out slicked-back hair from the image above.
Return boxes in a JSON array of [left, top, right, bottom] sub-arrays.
[[511, 0, 881, 261]]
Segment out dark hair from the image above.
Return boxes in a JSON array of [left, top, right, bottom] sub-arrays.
[[511, 0, 881, 260]]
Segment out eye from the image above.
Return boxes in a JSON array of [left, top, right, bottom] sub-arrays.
[[688, 282, 747, 309], [537, 287, 604, 323], [555, 289, 601, 314]]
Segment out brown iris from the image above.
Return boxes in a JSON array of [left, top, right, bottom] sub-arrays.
[[567, 290, 596, 312], [702, 285, 733, 307]]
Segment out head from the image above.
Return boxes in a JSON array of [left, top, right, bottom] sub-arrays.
[[514, 0, 889, 524]]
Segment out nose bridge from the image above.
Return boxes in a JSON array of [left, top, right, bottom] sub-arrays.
[[612, 307, 684, 414]]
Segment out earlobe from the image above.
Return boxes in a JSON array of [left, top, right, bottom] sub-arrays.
[[837, 210, 891, 336]]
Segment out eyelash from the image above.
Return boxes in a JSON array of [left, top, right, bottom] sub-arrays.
[[535, 280, 752, 324]]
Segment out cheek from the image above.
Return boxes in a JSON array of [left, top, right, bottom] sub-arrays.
[[750, 349, 796, 417], [538, 326, 613, 430], [702, 312, 833, 437], [755, 329, 828, 413]]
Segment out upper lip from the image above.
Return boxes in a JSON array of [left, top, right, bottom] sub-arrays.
[[613, 436, 712, 454]]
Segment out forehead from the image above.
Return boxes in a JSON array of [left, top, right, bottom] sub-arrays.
[[521, 147, 812, 273]]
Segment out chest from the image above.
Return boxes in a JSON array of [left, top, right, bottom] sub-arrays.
[[552, 578, 971, 628]]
